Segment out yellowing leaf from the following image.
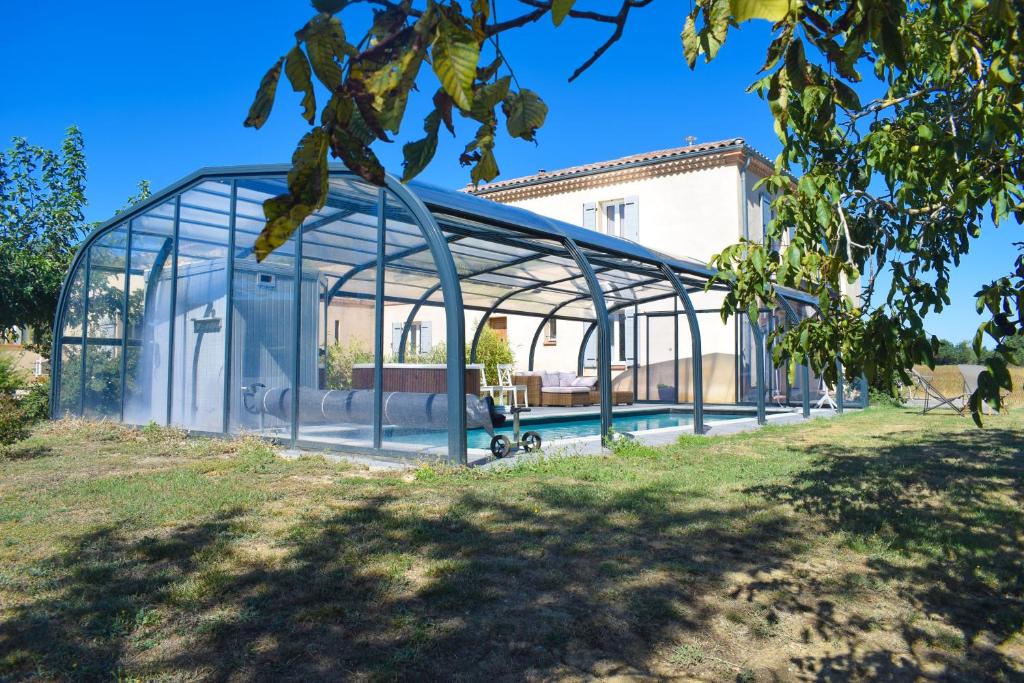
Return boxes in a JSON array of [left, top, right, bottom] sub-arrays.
[[552, 0, 576, 26], [431, 17, 480, 111], [284, 47, 316, 124], [730, 0, 789, 23], [306, 16, 351, 91], [681, 14, 700, 68], [255, 128, 330, 261], [244, 58, 283, 129]]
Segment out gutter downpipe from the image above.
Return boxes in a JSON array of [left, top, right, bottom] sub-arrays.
[[737, 152, 753, 408]]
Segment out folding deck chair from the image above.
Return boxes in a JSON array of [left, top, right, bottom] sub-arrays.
[[911, 368, 968, 415]]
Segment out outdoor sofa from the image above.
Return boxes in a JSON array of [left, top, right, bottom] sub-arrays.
[[513, 371, 633, 408]]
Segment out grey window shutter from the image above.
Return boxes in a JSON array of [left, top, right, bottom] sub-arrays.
[[391, 323, 403, 357], [584, 329, 598, 368], [624, 311, 635, 362], [582, 202, 597, 230], [420, 321, 432, 351], [623, 196, 639, 242]]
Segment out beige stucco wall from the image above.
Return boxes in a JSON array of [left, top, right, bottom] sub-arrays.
[[497, 163, 743, 265]]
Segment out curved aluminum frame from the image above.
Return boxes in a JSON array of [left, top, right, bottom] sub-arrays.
[[50, 163, 823, 463], [774, 288, 812, 419]]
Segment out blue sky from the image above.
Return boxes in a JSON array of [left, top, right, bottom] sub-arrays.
[[1, 1, 1018, 343]]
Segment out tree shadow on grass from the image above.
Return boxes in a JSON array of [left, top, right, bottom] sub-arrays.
[[1, 443, 55, 461], [0, 510, 245, 679], [3, 423, 1021, 681], [0, 479, 811, 681], [749, 425, 1024, 680]]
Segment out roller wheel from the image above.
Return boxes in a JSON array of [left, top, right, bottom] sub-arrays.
[[522, 432, 542, 452], [490, 434, 512, 458]]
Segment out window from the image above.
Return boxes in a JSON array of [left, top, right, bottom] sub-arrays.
[[391, 320, 432, 357], [544, 318, 557, 345], [618, 316, 626, 362], [488, 315, 508, 340], [761, 194, 781, 251], [333, 319, 339, 343], [601, 200, 627, 237]]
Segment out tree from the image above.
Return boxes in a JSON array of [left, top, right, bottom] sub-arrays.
[[682, 0, 1023, 422], [250, 0, 1022, 421], [0, 128, 87, 348], [0, 129, 151, 356], [934, 338, 979, 365]]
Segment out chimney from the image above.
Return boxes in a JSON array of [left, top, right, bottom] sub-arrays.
[[685, 135, 697, 146]]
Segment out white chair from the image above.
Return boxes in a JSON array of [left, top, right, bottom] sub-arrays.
[[814, 377, 837, 410], [482, 364, 529, 407]]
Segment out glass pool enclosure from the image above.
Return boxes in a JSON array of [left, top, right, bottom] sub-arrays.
[[51, 165, 863, 464]]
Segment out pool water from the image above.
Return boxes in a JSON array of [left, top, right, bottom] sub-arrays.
[[383, 410, 749, 449]]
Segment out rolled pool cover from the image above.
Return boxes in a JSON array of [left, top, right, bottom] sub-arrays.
[[244, 385, 494, 435]]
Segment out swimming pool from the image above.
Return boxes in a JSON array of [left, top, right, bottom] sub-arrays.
[[379, 410, 751, 450]]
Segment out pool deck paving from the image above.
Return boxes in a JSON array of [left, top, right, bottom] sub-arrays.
[[282, 404, 850, 470]]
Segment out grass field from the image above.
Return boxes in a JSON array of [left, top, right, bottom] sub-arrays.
[[907, 365, 1024, 409], [1, 408, 1022, 681]]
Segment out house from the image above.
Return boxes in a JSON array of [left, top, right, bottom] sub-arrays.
[[377, 138, 856, 404]]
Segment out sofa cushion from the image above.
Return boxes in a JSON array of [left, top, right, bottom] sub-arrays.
[[540, 371, 560, 387], [558, 371, 577, 387], [542, 386, 590, 394], [571, 376, 598, 388]]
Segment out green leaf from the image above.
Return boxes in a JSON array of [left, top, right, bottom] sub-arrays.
[[552, 0, 576, 26], [284, 47, 316, 124], [244, 59, 284, 129], [730, 0, 790, 23], [313, 0, 348, 12], [402, 110, 442, 182], [330, 126, 385, 186], [255, 128, 330, 261], [471, 147, 499, 185], [879, 15, 905, 71], [431, 16, 480, 111], [785, 39, 807, 89], [833, 79, 861, 110], [502, 89, 548, 141], [470, 76, 512, 122], [321, 95, 385, 185]]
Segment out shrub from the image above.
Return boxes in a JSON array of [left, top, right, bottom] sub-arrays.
[[0, 351, 27, 396], [469, 323, 514, 385], [325, 337, 376, 389], [869, 388, 904, 408], [0, 395, 31, 449], [18, 379, 50, 422]]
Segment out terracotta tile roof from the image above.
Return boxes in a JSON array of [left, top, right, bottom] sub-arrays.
[[467, 137, 768, 194]]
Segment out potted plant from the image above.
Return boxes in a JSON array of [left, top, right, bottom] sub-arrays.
[[657, 383, 675, 402]]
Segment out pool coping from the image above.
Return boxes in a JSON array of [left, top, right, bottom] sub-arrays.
[[470, 408, 839, 468], [282, 407, 849, 471]]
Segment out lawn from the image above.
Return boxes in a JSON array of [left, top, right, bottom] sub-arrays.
[[1, 408, 1022, 681]]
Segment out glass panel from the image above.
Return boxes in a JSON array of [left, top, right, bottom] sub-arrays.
[[55, 264, 86, 416], [380, 192, 451, 456], [122, 201, 176, 425], [229, 177, 296, 440], [83, 228, 127, 418], [698, 306, 740, 405], [298, 178, 380, 448], [169, 182, 230, 431], [644, 314, 676, 402]]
